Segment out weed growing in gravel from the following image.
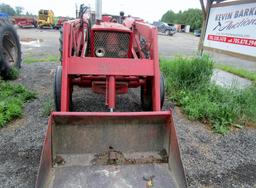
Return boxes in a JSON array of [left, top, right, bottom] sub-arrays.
[[0, 81, 36, 127], [161, 55, 256, 134], [42, 98, 53, 117], [24, 55, 59, 64], [8, 67, 20, 80], [0, 67, 20, 80]]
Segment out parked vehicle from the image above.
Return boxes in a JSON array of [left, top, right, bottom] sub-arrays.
[[194, 29, 201, 37], [0, 13, 12, 25], [13, 17, 37, 28], [153, 21, 176, 36], [37, 9, 54, 28]]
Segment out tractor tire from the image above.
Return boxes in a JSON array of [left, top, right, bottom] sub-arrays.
[[141, 73, 165, 111], [54, 66, 62, 111], [160, 73, 165, 108], [54, 66, 73, 111], [0, 23, 21, 80]]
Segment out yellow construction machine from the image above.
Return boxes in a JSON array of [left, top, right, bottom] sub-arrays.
[[37, 9, 54, 28]]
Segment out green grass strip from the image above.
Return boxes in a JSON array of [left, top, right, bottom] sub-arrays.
[[214, 64, 256, 82], [24, 55, 59, 64]]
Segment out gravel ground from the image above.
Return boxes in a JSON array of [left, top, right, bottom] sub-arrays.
[[0, 62, 55, 188], [17, 28, 59, 57], [0, 28, 255, 188]]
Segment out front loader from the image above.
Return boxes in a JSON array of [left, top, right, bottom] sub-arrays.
[[36, 1, 187, 187]]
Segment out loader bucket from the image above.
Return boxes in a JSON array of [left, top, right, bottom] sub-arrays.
[[36, 111, 187, 188]]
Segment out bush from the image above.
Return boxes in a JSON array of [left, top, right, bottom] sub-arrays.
[[161, 55, 256, 134], [161, 55, 213, 90]]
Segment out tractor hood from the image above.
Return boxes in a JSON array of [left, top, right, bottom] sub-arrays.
[[92, 22, 131, 33]]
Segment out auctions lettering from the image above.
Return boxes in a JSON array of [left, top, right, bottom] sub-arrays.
[[213, 7, 256, 31]]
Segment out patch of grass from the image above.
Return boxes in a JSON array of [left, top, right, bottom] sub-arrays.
[[161, 55, 256, 134], [0, 80, 36, 127], [42, 98, 53, 117], [1, 67, 20, 80], [24, 55, 59, 64], [8, 67, 20, 80], [214, 64, 256, 82], [161, 55, 214, 90]]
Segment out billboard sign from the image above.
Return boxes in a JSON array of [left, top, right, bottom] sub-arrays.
[[203, 1, 256, 58]]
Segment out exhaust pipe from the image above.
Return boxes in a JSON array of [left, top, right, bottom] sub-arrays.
[[95, 0, 102, 24]]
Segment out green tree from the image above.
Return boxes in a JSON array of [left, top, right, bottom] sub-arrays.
[[175, 10, 184, 24], [15, 6, 24, 16], [161, 10, 176, 23], [161, 8, 203, 31], [182, 9, 203, 30], [0, 3, 16, 16]]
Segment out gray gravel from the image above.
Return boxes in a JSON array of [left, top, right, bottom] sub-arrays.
[[0, 62, 56, 188], [173, 108, 256, 188], [212, 69, 252, 89], [17, 28, 59, 57]]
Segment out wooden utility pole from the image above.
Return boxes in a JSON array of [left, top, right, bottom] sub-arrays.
[[199, 0, 206, 19], [198, 0, 212, 55]]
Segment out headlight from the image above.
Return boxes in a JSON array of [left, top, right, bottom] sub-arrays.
[[95, 47, 105, 57]]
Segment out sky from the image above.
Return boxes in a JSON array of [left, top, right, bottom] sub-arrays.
[[2, 0, 201, 22]]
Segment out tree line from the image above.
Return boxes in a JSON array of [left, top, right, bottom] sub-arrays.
[[0, 3, 33, 16], [161, 9, 203, 31]]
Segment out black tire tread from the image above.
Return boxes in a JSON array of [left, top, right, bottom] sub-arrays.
[[54, 66, 73, 111], [0, 23, 21, 79], [54, 66, 62, 111]]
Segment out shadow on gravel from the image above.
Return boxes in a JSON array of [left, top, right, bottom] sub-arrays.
[[73, 87, 141, 112]]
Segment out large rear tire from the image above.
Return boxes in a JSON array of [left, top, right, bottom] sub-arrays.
[[0, 23, 21, 79], [141, 73, 165, 111], [54, 66, 73, 111]]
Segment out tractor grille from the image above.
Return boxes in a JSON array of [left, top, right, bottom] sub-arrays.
[[94, 31, 130, 58]]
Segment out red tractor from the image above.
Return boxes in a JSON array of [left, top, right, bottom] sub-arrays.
[[55, 7, 164, 112], [36, 2, 187, 187]]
